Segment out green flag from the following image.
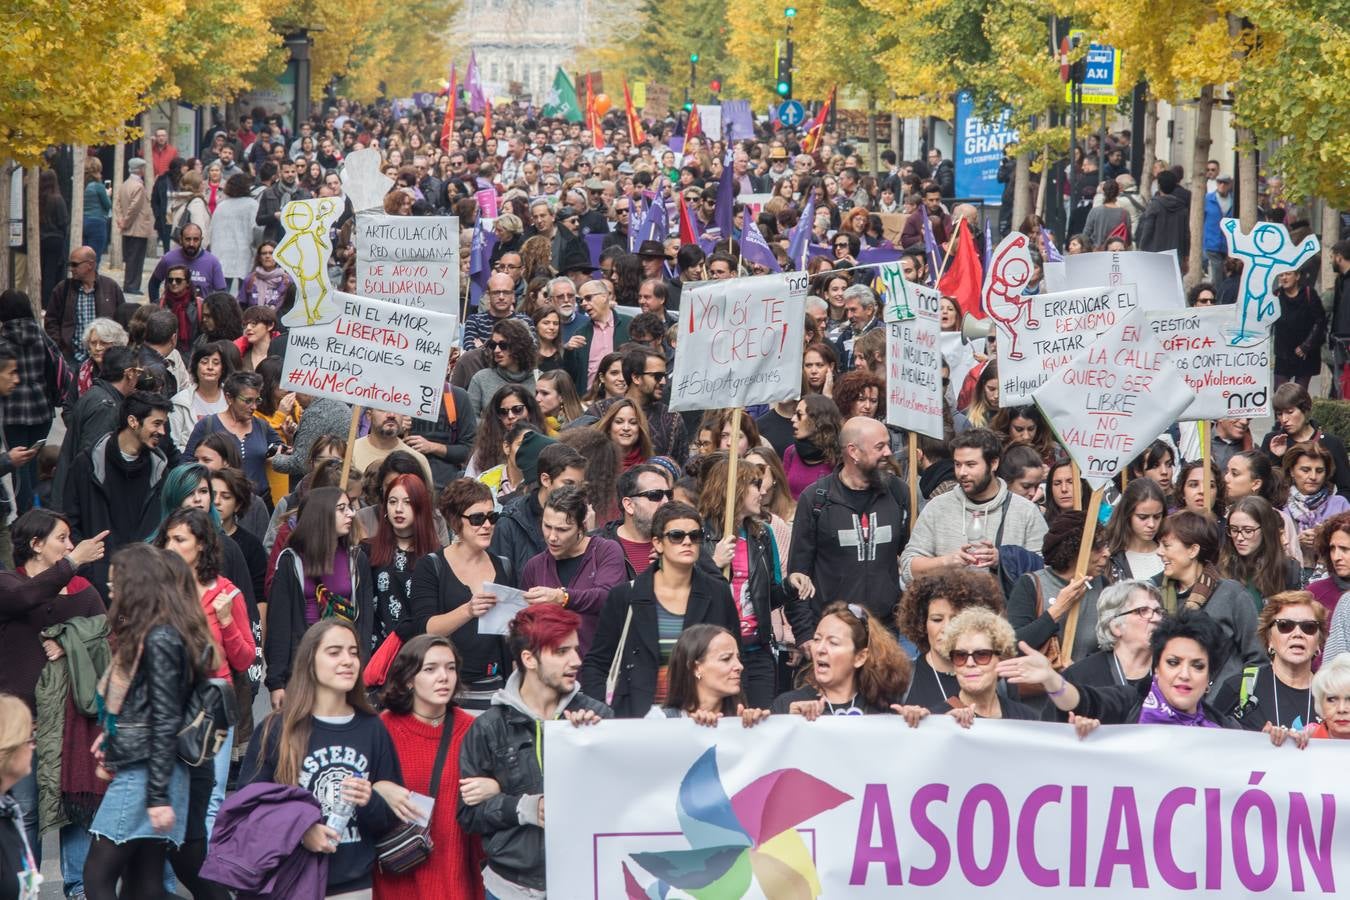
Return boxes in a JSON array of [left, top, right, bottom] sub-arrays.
[[542, 67, 582, 123]]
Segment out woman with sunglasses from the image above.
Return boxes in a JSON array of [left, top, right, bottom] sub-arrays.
[[465, 384, 542, 483], [1057, 580, 1163, 694], [467, 319, 537, 420], [902, 607, 1040, 723], [184, 371, 282, 509], [581, 502, 741, 718], [1215, 590, 1326, 733], [1218, 495, 1301, 610], [406, 479, 512, 712]]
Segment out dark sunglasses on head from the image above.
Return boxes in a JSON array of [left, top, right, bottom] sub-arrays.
[[661, 528, 704, 545], [463, 510, 501, 527], [950, 649, 996, 667], [1274, 619, 1321, 636], [630, 488, 673, 503], [497, 403, 526, 417]]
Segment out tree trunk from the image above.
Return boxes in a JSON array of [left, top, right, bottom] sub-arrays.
[[1236, 125, 1258, 230], [1012, 151, 1031, 230], [169, 103, 181, 155], [69, 144, 86, 250], [109, 139, 125, 268], [24, 167, 41, 315], [1323, 202, 1339, 292], [890, 111, 900, 163], [1140, 98, 1158, 198], [1186, 86, 1214, 285], [866, 93, 879, 178], [0, 160, 10, 291]]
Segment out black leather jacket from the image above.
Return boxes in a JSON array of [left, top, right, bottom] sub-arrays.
[[102, 625, 196, 807]]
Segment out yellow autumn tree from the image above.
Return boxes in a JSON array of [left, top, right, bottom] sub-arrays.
[[0, 0, 183, 165], [161, 0, 287, 106], [340, 0, 463, 102]]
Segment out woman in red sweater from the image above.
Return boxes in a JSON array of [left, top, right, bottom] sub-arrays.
[[374, 635, 489, 900]]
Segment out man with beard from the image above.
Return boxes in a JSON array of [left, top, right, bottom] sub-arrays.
[[786, 417, 910, 641], [596, 464, 672, 578], [350, 408, 434, 487], [1209, 417, 1250, 473], [901, 428, 1047, 584]]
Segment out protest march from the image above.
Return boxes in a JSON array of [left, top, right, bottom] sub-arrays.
[[2, 3, 1350, 897]]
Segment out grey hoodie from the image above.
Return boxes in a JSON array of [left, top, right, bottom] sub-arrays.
[[900, 476, 1048, 584]]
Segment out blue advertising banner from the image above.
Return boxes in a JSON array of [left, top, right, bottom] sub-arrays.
[[954, 90, 1018, 204]]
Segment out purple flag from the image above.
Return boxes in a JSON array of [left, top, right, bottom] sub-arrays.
[[786, 195, 816, 271], [628, 198, 644, 253], [467, 219, 496, 309], [465, 51, 486, 114], [919, 205, 942, 286], [1040, 226, 1063, 262], [740, 218, 781, 273], [713, 156, 736, 240], [635, 192, 669, 248], [983, 217, 994, 272]]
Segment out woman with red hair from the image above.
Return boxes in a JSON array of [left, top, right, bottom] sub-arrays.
[[364, 474, 443, 655]]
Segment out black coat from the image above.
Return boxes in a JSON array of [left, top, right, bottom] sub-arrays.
[[1137, 192, 1190, 257], [579, 567, 741, 718], [1272, 285, 1326, 377], [264, 546, 374, 690], [1071, 678, 1239, 728], [101, 625, 197, 807]]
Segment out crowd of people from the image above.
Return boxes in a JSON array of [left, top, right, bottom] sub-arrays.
[[1, 93, 1349, 900]]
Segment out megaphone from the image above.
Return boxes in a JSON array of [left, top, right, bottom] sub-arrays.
[[961, 313, 995, 345]]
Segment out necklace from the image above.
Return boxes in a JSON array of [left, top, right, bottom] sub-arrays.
[[413, 711, 445, 726], [823, 693, 860, 716]]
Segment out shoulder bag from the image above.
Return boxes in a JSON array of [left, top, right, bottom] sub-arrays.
[[376, 718, 455, 873]]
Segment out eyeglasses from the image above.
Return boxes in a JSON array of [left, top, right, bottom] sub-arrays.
[[630, 488, 673, 503], [497, 403, 527, 418], [1227, 525, 1260, 539], [463, 510, 501, 528], [950, 649, 996, 667], [1114, 606, 1164, 622], [642, 370, 667, 381], [661, 528, 704, 544], [487, 289, 515, 298], [1274, 619, 1321, 636], [834, 242, 850, 249], [234, 395, 261, 406]]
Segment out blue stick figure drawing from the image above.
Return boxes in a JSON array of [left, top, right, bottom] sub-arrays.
[[1222, 217, 1319, 347]]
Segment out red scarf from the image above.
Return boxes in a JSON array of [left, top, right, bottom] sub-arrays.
[[622, 445, 647, 471]]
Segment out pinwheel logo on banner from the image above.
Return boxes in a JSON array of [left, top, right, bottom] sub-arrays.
[[622, 747, 851, 899]]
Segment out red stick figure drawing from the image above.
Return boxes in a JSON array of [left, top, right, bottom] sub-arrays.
[[981, 232, 1037, 360]]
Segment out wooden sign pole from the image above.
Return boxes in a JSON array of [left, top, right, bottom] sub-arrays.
[[339, 405, 363, 487]]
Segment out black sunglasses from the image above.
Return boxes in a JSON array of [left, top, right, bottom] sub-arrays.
[[630, 488, 673, 503], [463, 510, 501, 527], [950, 649, 996, 667], [497, 403, 527, 418], [642, 371, 668, 382], [661, 528, 704, 544], [1274, 619, 1321, 636], [166, 277, 188, 284]]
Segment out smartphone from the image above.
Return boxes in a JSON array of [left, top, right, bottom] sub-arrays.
[[27, 439, 46, 452]]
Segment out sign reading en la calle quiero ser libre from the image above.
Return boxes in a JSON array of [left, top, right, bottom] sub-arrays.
[[281, 292, 456, 420]]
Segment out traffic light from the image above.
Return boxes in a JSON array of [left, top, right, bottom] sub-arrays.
[[710, 79, 721, 94], [774, 40, 792, 98], [784, 6, 796, 16], [690, 52, 699, 63], [683, 101, 693, 111]]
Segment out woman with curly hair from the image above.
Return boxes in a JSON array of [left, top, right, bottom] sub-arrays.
[[557, 426, 622, 525], [519, 234, 555, 284], [831, 370, 882, 419], [907, 607, 1041, 721], [773, 602, 910, 716], [465, 384, 542, 484], [896, 566, 1005, 709], [467, 318, 537, 419], [783, 394, 841, 500]]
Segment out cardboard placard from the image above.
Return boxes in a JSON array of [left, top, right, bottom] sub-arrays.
[[1147, 305, 1271, 420], [353, 214, 460, 315]]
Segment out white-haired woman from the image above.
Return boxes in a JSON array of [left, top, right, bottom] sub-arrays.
[[1310, 655, 1350, 740], [77, 318, 129, 395], [1059, 580, 1164, 692]]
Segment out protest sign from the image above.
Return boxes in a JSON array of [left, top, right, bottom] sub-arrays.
[[1222, 218, 1320, 347], [1147, 305, 1271, 420], [739, 192, 773, 222], [997, 284, 1139, 406], [545, 715, 1347, 899], [474, 188, 498, 219], [353, 214, 459, 316], [642, 83, 670, 119], [669, 272, 807, 412], [281, 291, 456, 420], [939, 332, 979, 406], [275, 197, 345, 327], [1035, 308, 1193, 488], [1043, 249, 1186, 310], [886, 302, 944, 441], [696, 104, 723, 140]]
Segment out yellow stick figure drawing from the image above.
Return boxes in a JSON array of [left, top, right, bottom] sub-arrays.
[[275, 198, 340, 326]]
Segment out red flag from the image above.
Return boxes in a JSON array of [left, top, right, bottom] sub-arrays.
[[483, 99, 493, 139], [678, 193, 698, 245], [801, 85, 835, 155], [440, 64, 457, 150], [937, 218, 985, 319], [686, 104, 701, 140], [623, 80, 645, 145]]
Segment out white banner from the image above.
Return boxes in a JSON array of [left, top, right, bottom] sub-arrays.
[[1147, 306, 1272, 420], [1043, 249, 1187, 310], [997, 284, 1139, 406], [886, 299, 944, 440], [1035, 308, 1194, 488], [545, 715, 1349, 898], [669, 272, 807, 412], [939, 332, 979, 408], [353, 214, 460, 315], [281, 292, 456, 419]]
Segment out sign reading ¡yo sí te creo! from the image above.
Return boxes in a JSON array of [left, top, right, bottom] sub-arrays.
[[669, 272, 807, 412], [544, 716, 1346, 899], [353, 213, 460, 315], [281, 291, 456, 420]]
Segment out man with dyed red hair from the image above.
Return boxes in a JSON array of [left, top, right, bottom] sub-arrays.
[[457, 605, 611, 898]]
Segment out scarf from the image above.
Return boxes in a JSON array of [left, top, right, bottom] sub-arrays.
[[164, 287, 194, 348], [95, 646, 142, 736], [1287, 483, 1334, 531], [249, 265, 288, 309], [794, 437, 827, 466], [1162, 563, 1221, 614], [1137, 678, 1220, 728], [622, 445, 646, 471]]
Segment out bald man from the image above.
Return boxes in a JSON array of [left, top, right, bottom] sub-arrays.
[[45, 245, 125, 360], [786, 415, 910, 641]]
